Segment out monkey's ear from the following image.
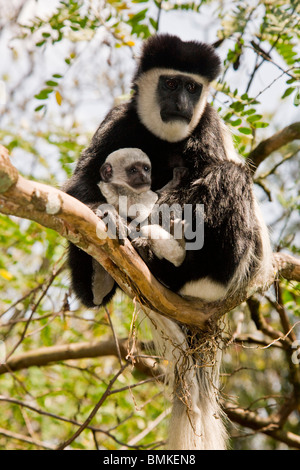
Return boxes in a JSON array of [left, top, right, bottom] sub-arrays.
[[100, 163, 113, 182]]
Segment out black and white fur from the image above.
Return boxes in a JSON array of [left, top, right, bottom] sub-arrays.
[[98, 148, 186, 267], [64, 34, 272, 449], [99, 148, 158, 219]]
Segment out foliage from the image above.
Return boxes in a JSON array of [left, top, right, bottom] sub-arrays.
[[0, 0, 299, 450]]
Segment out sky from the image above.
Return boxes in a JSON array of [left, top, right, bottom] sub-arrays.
[[6, 0, 299, 129]]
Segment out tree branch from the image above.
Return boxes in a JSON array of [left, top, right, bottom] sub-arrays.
[[0, 426, 56, 450], [0, 145, 299, 330], [0, 337, 163, 378], [248, 121, 300, 171], [224, 403, 300, 449]]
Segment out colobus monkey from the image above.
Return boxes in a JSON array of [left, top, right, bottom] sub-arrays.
[[97, 147, 186, 267], [64, 34, 272, 450]]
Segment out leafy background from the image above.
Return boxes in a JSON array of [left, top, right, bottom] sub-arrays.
[[0, 0, 299, 450]]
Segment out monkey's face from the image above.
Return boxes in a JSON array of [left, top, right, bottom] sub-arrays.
[[100, 156, 152, 194], [125, 162, 151, 193], [158, 75, 203, 124], [136, 68, 209, 142]]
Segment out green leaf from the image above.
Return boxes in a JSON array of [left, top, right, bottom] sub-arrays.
[[230, 101, 245, 112], [253, 122, 269, 128], [239, 127, 252, 135], [247, 114, 262, 123], [45, 80, 58, 87], [224, 112, 234, 120], [241, 108, 256, 116], [149, 17, 158, 30], [127, 8, 148, 26], [229, 118, 242, 126], [34, 88, 54, 100], [281, 87, 295, 99], [34, 104, 46, 112]]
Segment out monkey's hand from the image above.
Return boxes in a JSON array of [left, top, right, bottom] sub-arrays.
[[95, 206, 127, 245], [138, 223, 185, 267]]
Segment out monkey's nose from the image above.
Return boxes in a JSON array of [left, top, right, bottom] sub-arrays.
[[176, 93, 188, 111]]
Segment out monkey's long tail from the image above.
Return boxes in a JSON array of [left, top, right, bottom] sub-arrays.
[[147, 311, 227, 450]]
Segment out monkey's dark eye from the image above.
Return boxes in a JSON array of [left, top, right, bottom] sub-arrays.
[[144, 166, 150, 172], [186, 81, 198, 94], [129, 167, 137, 173], [165, 78, 178, 90]]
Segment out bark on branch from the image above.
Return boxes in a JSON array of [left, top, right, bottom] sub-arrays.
[[0, 337, 161, 378], [0, 145, 299, 329], [248, 121, 300, 171]]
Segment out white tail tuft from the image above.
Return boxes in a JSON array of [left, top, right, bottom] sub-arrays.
[[147, 311, 227, 450]]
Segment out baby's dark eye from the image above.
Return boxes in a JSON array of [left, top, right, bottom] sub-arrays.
[[129, 167, 137, 173], [144, 166, 150, 172]]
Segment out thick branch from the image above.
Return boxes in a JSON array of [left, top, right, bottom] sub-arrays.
[[272, 252, 300, 282], [248, 121, 300, 171], [0, 145, 299, 329], [0, 338, 162, 378]]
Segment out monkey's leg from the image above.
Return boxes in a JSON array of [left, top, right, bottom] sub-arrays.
[[91, 259, 116, 306], [138, 224, 185, 267]]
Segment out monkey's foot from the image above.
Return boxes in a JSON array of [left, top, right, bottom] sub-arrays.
[[140, 224, 186, 267]]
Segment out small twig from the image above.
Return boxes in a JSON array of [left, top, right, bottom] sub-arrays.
[[105, 306, 123, 367], [255, 148, 299, 180], [0, 394, 143, 449], [56, 363, 128, 450], [5, 264, 65, 361], [121, 407, 171, 449], [274, 280, 297, 342], [0, 426, 55, 450], [247, 296, 292, 347], [259, 321, 300, 350], [224, 403, 300, 449]]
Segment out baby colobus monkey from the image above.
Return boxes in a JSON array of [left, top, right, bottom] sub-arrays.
[[90, 148, 187, 306], [97, 147, 186, 266], [98, 147, 158, 223]]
